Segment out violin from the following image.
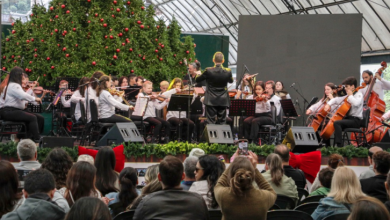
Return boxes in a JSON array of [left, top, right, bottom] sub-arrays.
[[255, 92, 271, 102]]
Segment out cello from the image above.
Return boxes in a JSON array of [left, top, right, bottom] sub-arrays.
[[308, 99, 329, 132]]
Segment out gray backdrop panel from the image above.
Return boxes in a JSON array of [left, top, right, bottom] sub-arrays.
[[236, 14, 362, 125]]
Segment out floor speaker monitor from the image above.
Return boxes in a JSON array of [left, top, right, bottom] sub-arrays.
[[203, 124, 234, 144], [282, 126, 319, 153], [97, 122, 144, 147], [41, 137, 75, 148]]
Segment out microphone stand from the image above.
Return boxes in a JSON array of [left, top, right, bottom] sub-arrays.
[[186, 65, 192, 143], [290, 85, 309, 126]]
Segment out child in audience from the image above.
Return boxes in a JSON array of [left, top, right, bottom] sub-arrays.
[[309, 167, 334, 196], [310, 153, 344, 193]]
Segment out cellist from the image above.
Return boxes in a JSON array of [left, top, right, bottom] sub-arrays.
[[360, 70, 390, 102], [324, 77, 363, 147]]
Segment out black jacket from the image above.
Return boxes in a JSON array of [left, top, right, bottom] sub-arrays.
[[195, 64, 233, 107], [360, 175, 388, 203], [283, 165, 306, 189]]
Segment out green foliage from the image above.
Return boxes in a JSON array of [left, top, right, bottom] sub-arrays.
[[0, 141, 18, 158], [1, 0, 195, 85], [320, 145, 369, 158]]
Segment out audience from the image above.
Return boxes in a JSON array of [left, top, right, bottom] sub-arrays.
[[309, 167, 334, 196], [133, 156, 209, 220], [189, 155, 225, 208], [41, 148, 73, 189], [77, 154, 94, 164], [384, 173, 390, 213], [360, 151, 390, 203], [274, 144, 306, 189], [64, 197, 112, 220], [1, 169, 65, 220], [106, 167, 139, 216], [95, 146, 119, 196], [262, 153, 298, 203], [181, 156, 198, 190], [348, 197, 390, 220], [310, 153, 343, 193], [359, 146, 383, 180], [0, 161, 24, 218], [311, 167, 366, 220], [13, 139, 41, 170], [215, 152, 276, 220], [189, 148, 205, 158]]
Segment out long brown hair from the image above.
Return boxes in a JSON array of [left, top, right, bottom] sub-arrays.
[[253, 81, 265, 98], [2, 67, 24, 100], [322, 82, 338, 101], [328, 154, 344, 169], [89, 71, 105, 90], [265, 153, 284, 186], [96, 75, 111, 97], [0, 74, 10, 95], [94, 146, 119, 196], [78, 77, 89, 98], [0, 160, 22, 218], [228, 157, 255, 196]]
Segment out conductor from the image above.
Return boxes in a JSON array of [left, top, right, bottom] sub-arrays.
[[196, 52, 233, 124]]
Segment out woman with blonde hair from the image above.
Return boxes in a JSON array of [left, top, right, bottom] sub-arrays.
[[311, 167, 366, 220], [215, 152, 276, 220], [262, 153, 298, 203], [310, 153, 344, 193]]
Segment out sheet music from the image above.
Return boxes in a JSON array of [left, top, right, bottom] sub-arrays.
[[133, 97, 149, 116]]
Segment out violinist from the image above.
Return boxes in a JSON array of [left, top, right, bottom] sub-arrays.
[[118, 76, 129, 90], [137, 81, 171, 143], [128, 74, 137, 87], [97, 75, 134, 123], [159, 81, 169, 94], [360, 70, 390, 101], [70, 77, 89, 122], [324, 77, 363, 147], [236, 73, 255, 99], [275, 81, 291, 99], [265, 80, 282, 115], [111, 75, 119, 87], [85, 71, 105, 122], [243, 81, 280, 143]]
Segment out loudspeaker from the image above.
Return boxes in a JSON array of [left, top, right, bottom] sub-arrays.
[[41, 137, 75, 148], [97, 122, 143, 147], [373, 130, 390, 150], [202, 124, 234, 144], [282, 127, 319, 153]]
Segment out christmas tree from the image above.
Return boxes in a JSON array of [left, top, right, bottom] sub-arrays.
[[1, 0, 196, 85]]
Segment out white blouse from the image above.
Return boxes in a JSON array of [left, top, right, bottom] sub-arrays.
[[70, 90, 85, 121], [1, 83, 35, 109], [137, 93, 168, 119], [98, 90, 129, 119]]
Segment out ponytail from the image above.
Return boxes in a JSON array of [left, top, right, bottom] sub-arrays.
[[118, 168, 138, 209], [230, 168, 254, 196], [328, 154, 344, 169], [266, 153, 283, 186]]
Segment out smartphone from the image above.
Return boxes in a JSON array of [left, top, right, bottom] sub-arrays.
[[136, 168, 147, 177], [238, 139, 248, 155]]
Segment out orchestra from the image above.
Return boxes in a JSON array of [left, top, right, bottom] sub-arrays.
[[0, 58, 389, 147]]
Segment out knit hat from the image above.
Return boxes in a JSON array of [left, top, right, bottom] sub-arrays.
[[189, 148, 205, 158]]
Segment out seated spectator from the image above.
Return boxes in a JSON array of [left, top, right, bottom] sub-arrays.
[[262, 153, 298, 203], [1, 169, 65, 220], [181, 156, 198, 190], [359, 146, 383, 180], [309, 168, 334, 196], [95, 146, 119, 196], [215, 152, 276, 220], [64, 197, 112, 220], [128, 164, 162, 210], [348, 197, 390, 220], [311, 167, 366, 220], [384, 173, 390, 213], [13, 139, 41, 170], [360, 151, 390, 203], [133, 156, 209, 220], [189, 155, 225, 208], [310, 153, 343, 193], [77, 154, 94, 165], [59, 161, 102, 206], [189, 148, 205, 158], [274, 144, 306, 189], [0, 161, 24, 218], [106, 167, 139, 216]]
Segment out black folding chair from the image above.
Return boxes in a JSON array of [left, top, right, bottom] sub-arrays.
[[322, 213, 349, 220], [299, 195, 326, 205], [113, 210, 135, 220], [267, 210, 313, 220], [275, 194, 297, 209], [209, 209, 222, 220], [297, 188, 309, 201], [294, 202, 320, 215]]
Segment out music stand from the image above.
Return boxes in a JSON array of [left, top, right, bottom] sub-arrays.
[[125, 86, 142, 101], [280, 99, 299, 126], [167, 95, 190, 142], [55, 77, 80, 91], [230, 100, 256, 138]]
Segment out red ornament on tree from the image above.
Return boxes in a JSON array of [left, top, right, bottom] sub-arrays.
[[155, 49, 158, 53], [47, 57, 51, 61], [119, 33, 123, 37], [65, 54, 69, 57], [62, 47, 67, 51], [122, 43, 125, 46], [50, 6, 54, 11], [29, 61, 32, 64], [116, 8, 120, 12], [155, 38, 158, 42], [103, 23, 107, 27], [34, 48, 37, 52], [112, 15, 115, 18], [75, 44, 78, 47], [31, 38, 34, 42], [174, 54, 177, 57], [124, 28, 129, 32], [127, 1, 131, 5], [129, 48, 133, 52], [137, 20, 142, 24], [138, 54, 142, 57], [131, 11, 134, 15], [110, 35, 114, 39], [6, 38, 9, 41], [159, 58, 163, 61], [100, 18, 104, 22], [95, 13, 98, 17], [61, 4, 65, 9], [186, 51, 190, 54], [73, 28, 76, 32], [140, 25, 144, 29], [92, 61, 96, 66], [131, 70, 134, 73], [113, 55, 118, 59], [88, 20, 91, 23], [113, 0, 117, 4], [25, 68, 29, 72], [55, 15, 59, 19], [2, 56, 5, 59], [104, 35, 108, 39], [41, 39, 44, 42], [179, 61, 183, 65], [161, 45, 165, 48], [34, 54, 38, 58], [11, 22, 14, 26], [26, 40, 30, 44], [55, 29, 58, 32], [51, 66, 55, 69], [142, 57, 145, 60], [129, 60, 133, 63], [12, 30, 16, 34], [141, 6, 145, 10], [157, 25, 160, 29], [116, 49, 120, 53]]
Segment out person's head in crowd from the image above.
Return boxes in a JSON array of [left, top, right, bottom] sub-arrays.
[[213, 52, 224, 64], [319, 167, 334, 189], [347, 197, 390, 220], [77, 77, 89, 98], [90, 71, 105, 90], [94, 146, 118, 196], [183, 156, 198, 181], [160, 81, 169, 93], [65, 161, 98, 206], [372, 151, 390, 175], [0, 160, 22, 218], [17, 139, 37, 162], [274, 144, 290, 164], [195, 155, 225, 208], [41, 148, 73, 189], [189, 148, 205, 158], [158, 156, 184, 189], [142, 81, 153, 95], [77, 154, 94, 165], [111, 75, 119, 86], [142, 164, 162, 195], [275, 81, 285, 92], [64, 197, 112, 220], [327, 167, 365, 204], [136, 76, 145, 86], [368, 146, 383, 165], [265, 153, 283, 186], [328, 153, 344, 169], [128, 74, 137, 86], [23, 169, 56, 199], [117, 167, 138, 210], [118, 76, 129, 90], [59, 80, 69, 89], [228, 156, 255, 196], [385, 172, 390, 198], [265, 80, 276, 95]]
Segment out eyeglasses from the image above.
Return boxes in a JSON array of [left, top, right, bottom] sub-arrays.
[[195, 167, 203, 172]]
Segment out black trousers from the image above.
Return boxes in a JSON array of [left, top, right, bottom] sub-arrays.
[[144, 117, 171, 138], [0, 107, 41, 141], [244, 115, 274, 140], [99, 114, 132, 123], [168, 117, 195, 140], [205, 105, 227, 124], [334, 116, 361, 147]]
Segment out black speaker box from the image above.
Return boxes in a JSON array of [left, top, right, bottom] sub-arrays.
[[202, 124, 234, 144], [97, 122, 144, 147], [373, 130, 390, 150], [41, 137, 75, 148], [282, 127, 319, 153]]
